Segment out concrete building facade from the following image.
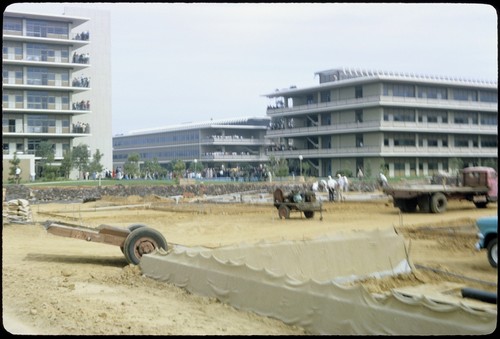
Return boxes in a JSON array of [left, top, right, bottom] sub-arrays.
[[2, 8, 112, 182], [263, 67, 498, 178], [112, 117, 272, 179]]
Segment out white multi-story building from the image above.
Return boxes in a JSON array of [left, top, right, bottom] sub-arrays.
[[113, 116, 272, 180], [2, 8, 112, 181], [264, 67, 498, 178]]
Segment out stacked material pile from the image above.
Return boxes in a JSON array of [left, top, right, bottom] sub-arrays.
[[3, 195, 33, 224]]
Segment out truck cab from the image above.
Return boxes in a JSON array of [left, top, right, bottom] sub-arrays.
[[462, 167, 498, 205]]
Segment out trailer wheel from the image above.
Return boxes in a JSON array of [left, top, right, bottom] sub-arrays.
[[430, 192, 447, 213], [278, 204, 290, 219], [304, 211, 314, 219], [123, 227, 168, 265], [120, 224, 148, 253], [487, 238, 498, 268]]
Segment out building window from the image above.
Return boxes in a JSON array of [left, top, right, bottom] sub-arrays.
[[452, 88, 477, 101], [454, 136, 469, 147], [355, 109, 363, 123], [3, 18, 22, 33], [387, 108, 415, 122], [481, 113, 498, 125], [481, 137, 498, 148], [479, 90, 498, 103], [355, 85, 363, 99], [320, 91, 330, 103], [442, 136, 448, 147], [26, 19, 68, 39], [417, 86, 447, 99], [393, 133, 415, 146], [384, 83, 415, 97], [454, 112, 469, 124]]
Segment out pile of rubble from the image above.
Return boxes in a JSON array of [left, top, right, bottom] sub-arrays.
[[2, 188, 33, 225]]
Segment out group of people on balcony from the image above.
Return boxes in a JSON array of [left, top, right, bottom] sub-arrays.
[[269, 118, 294, 130], [72, 100, 90, 111], [72, 76, 90, 88], [74, 31, 90, 41], [72, 52, 90, 64], [209, 134, 248, 140], [203, 151, 252, 157], [72, 121, 90, 134], [267, 100, 285, 110]]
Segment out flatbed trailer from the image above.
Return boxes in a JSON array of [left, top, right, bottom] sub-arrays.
[[383, 166, 497, 213], [273, 188, 323, 220], [43, 220, 168, 265]]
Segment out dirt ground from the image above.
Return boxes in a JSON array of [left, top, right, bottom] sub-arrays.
[[2, 191, 498, 335]]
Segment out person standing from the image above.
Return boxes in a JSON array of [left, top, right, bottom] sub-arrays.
[[15, 166, 22, 184], [337, 174, 345, 202], [357, 168, 364, 180], [327, 176, 337, 202], [379, 172, 388, 188], [342, 175, 349, 197]]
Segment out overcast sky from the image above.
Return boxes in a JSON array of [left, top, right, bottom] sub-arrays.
[[6, 2, 498, 135]]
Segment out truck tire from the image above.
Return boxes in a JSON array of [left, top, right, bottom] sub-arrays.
[[418, 195, 431, 213], [123, 227, 168, 265], [430, 192, 447, 213], [474, 202, 489, 209], [278, 204, 290, 219], [404, 199, 418, 213], [487, 238, 498, 268]]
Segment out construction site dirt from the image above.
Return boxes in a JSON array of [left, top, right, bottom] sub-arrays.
[[2, 191, 498, 335]]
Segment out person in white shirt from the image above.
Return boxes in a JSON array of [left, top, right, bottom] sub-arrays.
[[15, 166, 22, 184], [342, 175, 349, 196], [337, 174, 345, 202], [311, 181, 319, 192], [379, 172, 388, 187], [327, 176, 337, 202]]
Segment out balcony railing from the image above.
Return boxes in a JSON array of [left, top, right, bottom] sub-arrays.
[[266, 95, 497, 115], [266, 145, 497, 159]]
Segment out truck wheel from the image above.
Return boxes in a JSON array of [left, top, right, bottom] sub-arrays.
[[474, 202, 489, 209], [121, 224, 148, 253], [278, 205, 290, 219], [418, 195, 430, 213], [430, 192, 447, 213], [487, 238, 498, 268], [304, 211, 314, 219], [123, 227, 168, 265], [404, 199, 418, 213]]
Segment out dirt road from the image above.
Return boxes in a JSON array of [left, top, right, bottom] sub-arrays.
[[2, 193, 497, 335]]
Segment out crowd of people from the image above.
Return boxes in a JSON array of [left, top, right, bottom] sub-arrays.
[[72, 76, 90, 88], [72, 100, 90, 110], [311, 169, 390, 202], [74, 31, 90, 41], [72, 121, 90, 134], [72, 52, 90, 64]]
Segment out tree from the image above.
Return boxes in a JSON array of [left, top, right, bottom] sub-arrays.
[[449, 158, 464, 175], [123, 153, 141, 179], [8, 153, 21, 184], [274, 157, 289, 179], [72, 144, 90, 179], [36, 141, 56, 180], [302, 161, 311, 178], [172, 159, 186, 183], [88, 149, 104, 179], [60, 149, 73, 179]]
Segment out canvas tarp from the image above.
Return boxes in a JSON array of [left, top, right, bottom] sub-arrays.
[[140, 227, 497, 335]]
